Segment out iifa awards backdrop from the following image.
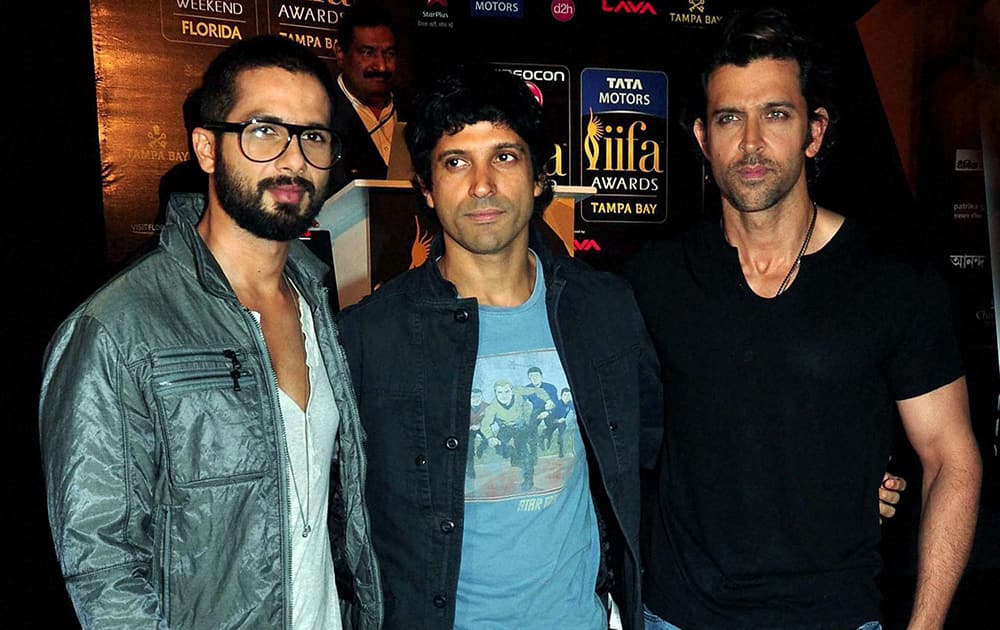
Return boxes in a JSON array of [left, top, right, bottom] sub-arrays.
[[92, 0, 959, 272], [89, 0, 788, 273]]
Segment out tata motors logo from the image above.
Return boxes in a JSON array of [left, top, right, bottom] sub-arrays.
[[602, 0, 657, 15], [551, 0, 575, 21], [471, 0, 523, 18]]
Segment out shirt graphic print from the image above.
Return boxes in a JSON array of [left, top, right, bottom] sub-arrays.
[[465, 349, 578, 502]]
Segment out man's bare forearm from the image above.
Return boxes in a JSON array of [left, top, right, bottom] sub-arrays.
[[908, 451, 981, 629]]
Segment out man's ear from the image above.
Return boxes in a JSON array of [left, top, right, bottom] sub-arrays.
[[417, 176, 435, 209], [192, 128, 217, 174], [533, 176, 545, 199], [693, 118, 710, 159], [805, 107, 830, 158], [334, 39, 345, 66]]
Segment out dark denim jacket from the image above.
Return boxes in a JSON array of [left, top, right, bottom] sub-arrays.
[[337, 226, 663, 630]]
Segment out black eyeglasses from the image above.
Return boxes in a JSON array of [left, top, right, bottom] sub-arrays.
[[202, 119, 342, 170]]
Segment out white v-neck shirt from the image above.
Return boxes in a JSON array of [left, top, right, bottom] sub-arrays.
[[255, 285, 342, 630]]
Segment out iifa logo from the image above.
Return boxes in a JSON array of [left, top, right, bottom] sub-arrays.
[[584, 112, 662, 174], [602, 0, 657, 15], [573, 239, 602, 252]]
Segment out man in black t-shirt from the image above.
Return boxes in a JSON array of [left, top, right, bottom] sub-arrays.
[[628, 9, 982, 630]]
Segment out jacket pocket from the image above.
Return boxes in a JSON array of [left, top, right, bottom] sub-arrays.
[[592, 350, 641, 487], [151, 349, 270, 486]]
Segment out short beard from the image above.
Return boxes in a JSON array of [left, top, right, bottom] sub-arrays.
[[214, 152, 325, 242]]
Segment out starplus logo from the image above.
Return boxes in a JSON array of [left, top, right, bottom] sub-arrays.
[[428, 0, 448, 6]]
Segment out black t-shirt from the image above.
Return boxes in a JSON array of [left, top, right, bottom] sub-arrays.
[[627, 218, 963, 629]]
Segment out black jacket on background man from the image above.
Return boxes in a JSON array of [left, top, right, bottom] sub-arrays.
[[330, 83, 401, 193]]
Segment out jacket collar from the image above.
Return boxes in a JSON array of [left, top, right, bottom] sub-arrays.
[[161, 193, 329, 302]]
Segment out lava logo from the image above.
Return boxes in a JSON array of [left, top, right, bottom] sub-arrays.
[[573, 239, 601, 252], [602, 0, 657, 15]]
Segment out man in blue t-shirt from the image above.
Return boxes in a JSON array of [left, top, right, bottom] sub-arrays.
[[337, 65, 662, 630]]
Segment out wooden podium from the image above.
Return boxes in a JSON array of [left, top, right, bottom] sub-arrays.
[[314, 179, 595, 309]]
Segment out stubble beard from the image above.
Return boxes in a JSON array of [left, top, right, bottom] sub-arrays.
[[716, 154, 799, 213], [445, 196, 532, 256], [214, 152, 325, 242]]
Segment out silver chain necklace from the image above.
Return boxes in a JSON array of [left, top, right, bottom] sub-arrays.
[[774, 201, 818, 297], [284, 277, 312, 538]]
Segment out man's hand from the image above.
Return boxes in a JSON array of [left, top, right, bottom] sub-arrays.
[[879, 472, 907, 522]]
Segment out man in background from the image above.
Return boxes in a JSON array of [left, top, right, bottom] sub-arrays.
[[332, 2, 402, 191]]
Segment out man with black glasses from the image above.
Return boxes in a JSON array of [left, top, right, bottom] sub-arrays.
[[39, 35, 382, 629]]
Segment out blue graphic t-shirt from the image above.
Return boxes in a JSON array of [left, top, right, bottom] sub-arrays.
[[454, 252, 604, 629]]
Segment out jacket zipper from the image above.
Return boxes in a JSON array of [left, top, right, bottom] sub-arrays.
[[242, 305, 294, 630], [152, 350, 250, 395], [162, 507, 173, 625]]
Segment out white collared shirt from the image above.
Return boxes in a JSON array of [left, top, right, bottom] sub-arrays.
[[337, 74, 395, 165]]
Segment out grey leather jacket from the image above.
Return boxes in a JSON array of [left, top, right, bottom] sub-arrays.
[[39, 194, 382, 629]]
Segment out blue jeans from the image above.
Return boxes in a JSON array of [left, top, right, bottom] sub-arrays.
[[642, 605, 882, 630], [642, 606, 682, 630]]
